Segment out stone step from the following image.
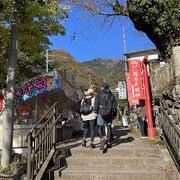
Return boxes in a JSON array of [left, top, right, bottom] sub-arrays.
[[54, 132, 179, 180], [69, 146, 161, 158], [56, 134, 151, 148], [59, 168, 172, 180], [66, 157, 166, 169]]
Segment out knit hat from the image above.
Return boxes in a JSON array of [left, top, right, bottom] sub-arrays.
[[85, 88, 94, 95], [102, 82, 109, 89]]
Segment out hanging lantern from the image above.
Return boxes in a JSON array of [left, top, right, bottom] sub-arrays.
[[16, 102, 31, 119]]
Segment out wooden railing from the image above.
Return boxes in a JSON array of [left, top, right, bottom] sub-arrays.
[[156, 97, 180, 172], [26, 102, 62, 180]]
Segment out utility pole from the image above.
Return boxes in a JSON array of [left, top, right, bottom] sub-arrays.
[[46, 49, 49, 72], [123, 27, 127, 72], [88, 73, 92, 87], [88, 73, 94, 89], [44, 0, 48, 73]]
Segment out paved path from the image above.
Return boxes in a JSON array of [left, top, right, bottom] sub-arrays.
[[54, 126, 179, 180]]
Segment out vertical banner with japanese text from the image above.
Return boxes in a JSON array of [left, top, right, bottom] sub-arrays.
[[0, 92, 3, 112], [126, 73, 139, 105], [129, 60, 144, 100]]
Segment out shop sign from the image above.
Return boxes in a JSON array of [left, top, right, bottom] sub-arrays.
[[15, 72, 62, 103], [118, 81, 127, 99]]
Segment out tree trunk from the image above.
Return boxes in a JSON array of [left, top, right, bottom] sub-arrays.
[[1, 14, 18, 168]]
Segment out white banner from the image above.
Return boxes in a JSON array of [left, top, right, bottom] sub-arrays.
[[118, 81, 127, 99]]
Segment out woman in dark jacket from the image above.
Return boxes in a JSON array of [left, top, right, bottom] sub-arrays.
[[94, 82, 117, 150]]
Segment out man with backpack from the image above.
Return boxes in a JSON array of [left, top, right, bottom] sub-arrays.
[[80, 88, 97, 149], [94, 82, 117, 152]]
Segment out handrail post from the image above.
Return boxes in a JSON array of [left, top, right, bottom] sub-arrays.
[[53, 104, 56, 146], [27, 134, 33, 180], [55, 102, 59, 120], [26, 102, 60, 179]]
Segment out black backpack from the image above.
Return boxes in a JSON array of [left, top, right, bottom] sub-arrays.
[[99, 92, 115, 119], [80, 97, 93, 115]]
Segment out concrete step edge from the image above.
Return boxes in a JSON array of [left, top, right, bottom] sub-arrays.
[[61, 169, 168, 174], [71, 146, 159, 150], [66, 157, 163, 160]]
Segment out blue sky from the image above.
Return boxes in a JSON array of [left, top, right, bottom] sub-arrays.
[[49, 8, 155, 62]]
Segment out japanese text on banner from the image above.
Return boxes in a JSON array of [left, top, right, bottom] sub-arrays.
[[129, 60, 144, 100], [126, 73, 139, 106]]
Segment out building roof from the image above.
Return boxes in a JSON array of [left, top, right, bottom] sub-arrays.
[[124, 48, 159, 61], [124, 48, 159, 57]]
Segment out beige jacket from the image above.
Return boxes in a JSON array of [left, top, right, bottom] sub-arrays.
[[81, 96, 97, 121]]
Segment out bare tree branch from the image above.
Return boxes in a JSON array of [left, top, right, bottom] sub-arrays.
[[66, 0, 179, 58], [67, 0, 128, 17]]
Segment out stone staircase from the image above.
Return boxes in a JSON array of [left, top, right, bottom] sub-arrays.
[[55, 128, 179, 180]]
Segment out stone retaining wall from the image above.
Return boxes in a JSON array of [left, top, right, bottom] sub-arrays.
[[150, 60, 174, 96]]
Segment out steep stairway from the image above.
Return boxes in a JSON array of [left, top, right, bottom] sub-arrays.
[[55, 128, 179, 180]]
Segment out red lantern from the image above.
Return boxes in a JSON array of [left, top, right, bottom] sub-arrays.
[[16, 102, 31, 119]]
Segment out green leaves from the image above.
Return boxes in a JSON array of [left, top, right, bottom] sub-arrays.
[[69, 0, 179, 58], [128, 0, 180, 58], [0, 0, 69, 87]]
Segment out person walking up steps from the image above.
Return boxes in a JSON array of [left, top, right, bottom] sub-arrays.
[[80, 88, 97, 149], [94, 82, 117, 152]]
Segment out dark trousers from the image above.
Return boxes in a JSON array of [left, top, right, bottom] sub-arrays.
[[83, 119, 96, 143], [98, 125, 103, 139], [138, 118, 148, 136], [107, 125, 112, 141], [98, 125, 112, 141]]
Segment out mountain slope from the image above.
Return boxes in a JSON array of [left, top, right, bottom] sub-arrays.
[[50, 50, 125, 90], [83, 58, 125, 88]]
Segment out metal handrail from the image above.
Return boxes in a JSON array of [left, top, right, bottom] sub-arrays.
[[160, 98, 180, 125], [26, 102, 63, 180], [160, 107, 180, 136], [33, 114, 62, 155], [34, 113, 55, 139], [157, 97, 180, 172]]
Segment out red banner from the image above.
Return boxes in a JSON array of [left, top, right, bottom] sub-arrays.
[[126, 73, 139, 106], [129, 60, 144, 100], [0, 93, 3, 112]]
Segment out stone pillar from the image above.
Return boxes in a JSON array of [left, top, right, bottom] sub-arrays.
[[172, 46, 180, 98]]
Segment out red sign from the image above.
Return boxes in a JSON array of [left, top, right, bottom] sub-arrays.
[[126, 73, 139, 106], [129, 60, 144, 100], [0, 93, 3, 112]]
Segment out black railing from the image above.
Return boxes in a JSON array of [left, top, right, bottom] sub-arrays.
[[156, 97, 180, 171], [26, 102, 62, 180]]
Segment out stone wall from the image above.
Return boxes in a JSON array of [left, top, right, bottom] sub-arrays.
[[150, 46, 180, 97], [150, 46, 180, 125], [150, 60, 174, 96]]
